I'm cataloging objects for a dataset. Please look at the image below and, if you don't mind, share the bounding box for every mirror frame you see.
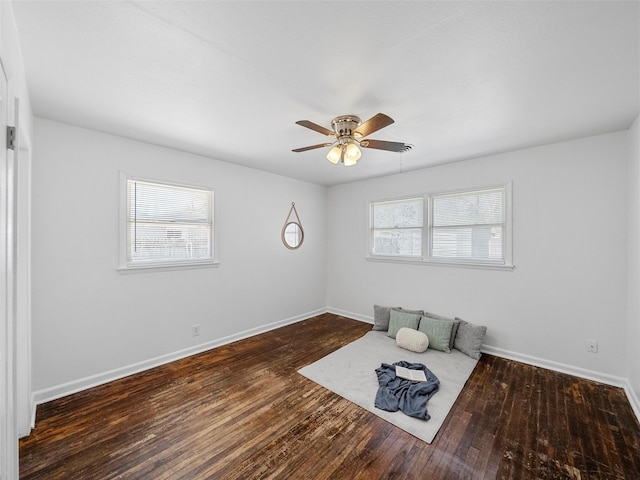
[282,221,304,250]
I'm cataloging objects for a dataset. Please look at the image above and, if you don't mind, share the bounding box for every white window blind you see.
[430,188,505,263]
[126,179,213,265]
[371,197,423,257]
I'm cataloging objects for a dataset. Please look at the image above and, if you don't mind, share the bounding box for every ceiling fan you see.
[292,113,412,166]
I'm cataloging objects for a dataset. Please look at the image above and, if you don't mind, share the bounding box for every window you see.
[371,197,423,257]
[429,187,506,264]
[122,178,214,269]
[369,184,512,269]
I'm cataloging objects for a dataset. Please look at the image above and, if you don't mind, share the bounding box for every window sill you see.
[366,256,514,271]
[117,260,220,274]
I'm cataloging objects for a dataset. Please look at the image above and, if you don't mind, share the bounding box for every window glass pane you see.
[432,226,503,260]
[371,197,423,257]
[127,223,212,262]
[127,180,213,264]
[431,188,505,263]
[369,187,509,265]
[372,228,422,256]
[433,189,503,226]
[373,198,423,228]
[128,181,211,224]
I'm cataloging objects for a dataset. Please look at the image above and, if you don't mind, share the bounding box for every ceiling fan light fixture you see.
[343,155,358,167]
[326,145,342,164]
[344,142,361,166]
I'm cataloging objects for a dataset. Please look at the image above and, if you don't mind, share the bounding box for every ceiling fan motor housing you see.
[331,115,362,138]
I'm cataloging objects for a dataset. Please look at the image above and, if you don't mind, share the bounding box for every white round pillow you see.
[396,327,429,353]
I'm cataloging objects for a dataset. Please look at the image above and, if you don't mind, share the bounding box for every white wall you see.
[31,118,327,400]
[327,132,629,382]
[28,116,640,414]
[628,115,640,407]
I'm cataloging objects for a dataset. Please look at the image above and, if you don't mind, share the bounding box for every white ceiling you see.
[11,1,640,186]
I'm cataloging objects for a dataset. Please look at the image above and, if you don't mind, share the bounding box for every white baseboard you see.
[33,308,326,406]
[31,393,37,428]
[623,381,640,423]
[326,307,373,325]
[480,344,629,387]
[482,344,640,424]
[18,393,38,438]
[17,394,37,439]
[31,307,640,426]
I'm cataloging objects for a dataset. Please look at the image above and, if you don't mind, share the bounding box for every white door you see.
[0,58,18,480]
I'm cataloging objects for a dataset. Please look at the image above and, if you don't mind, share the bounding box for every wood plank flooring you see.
[19,313,640,479]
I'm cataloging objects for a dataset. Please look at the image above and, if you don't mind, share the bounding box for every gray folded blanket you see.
[374,361,440,420]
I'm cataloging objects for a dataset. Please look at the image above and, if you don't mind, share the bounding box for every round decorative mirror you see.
[282,221,304,249]
[282,202,304,250]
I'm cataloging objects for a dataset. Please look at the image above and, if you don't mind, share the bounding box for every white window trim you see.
[117,172,220,272]
[366,183,514,270]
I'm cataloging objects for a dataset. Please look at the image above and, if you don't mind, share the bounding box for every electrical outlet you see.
[586,339,598,353]
[192,324,200,337]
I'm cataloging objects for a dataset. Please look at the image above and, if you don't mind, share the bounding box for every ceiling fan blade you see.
[354,113,395,138]
[360,139,412,153]
[295,120,336,137]
[292,142,334,153]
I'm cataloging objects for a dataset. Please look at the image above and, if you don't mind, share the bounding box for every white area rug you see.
[298,330,478,443]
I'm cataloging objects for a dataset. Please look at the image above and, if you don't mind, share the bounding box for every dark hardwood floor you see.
[19,313,640,479]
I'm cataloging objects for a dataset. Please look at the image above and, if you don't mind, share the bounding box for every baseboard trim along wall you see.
[480,344,628,387]
[482,344,640,424]
[330,307,640,423]
[17,395,37,439]
[623,381,640,423]
[31,307,640,426]
[327,307,373,325]
[33,308,327,406]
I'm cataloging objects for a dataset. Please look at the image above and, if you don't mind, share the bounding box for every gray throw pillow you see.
[418,316,454,353]
[424,311,460,350]
[387,310,421,338]
[372,305,424,331]
[454,317,487,360]
[372,305,399,331]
